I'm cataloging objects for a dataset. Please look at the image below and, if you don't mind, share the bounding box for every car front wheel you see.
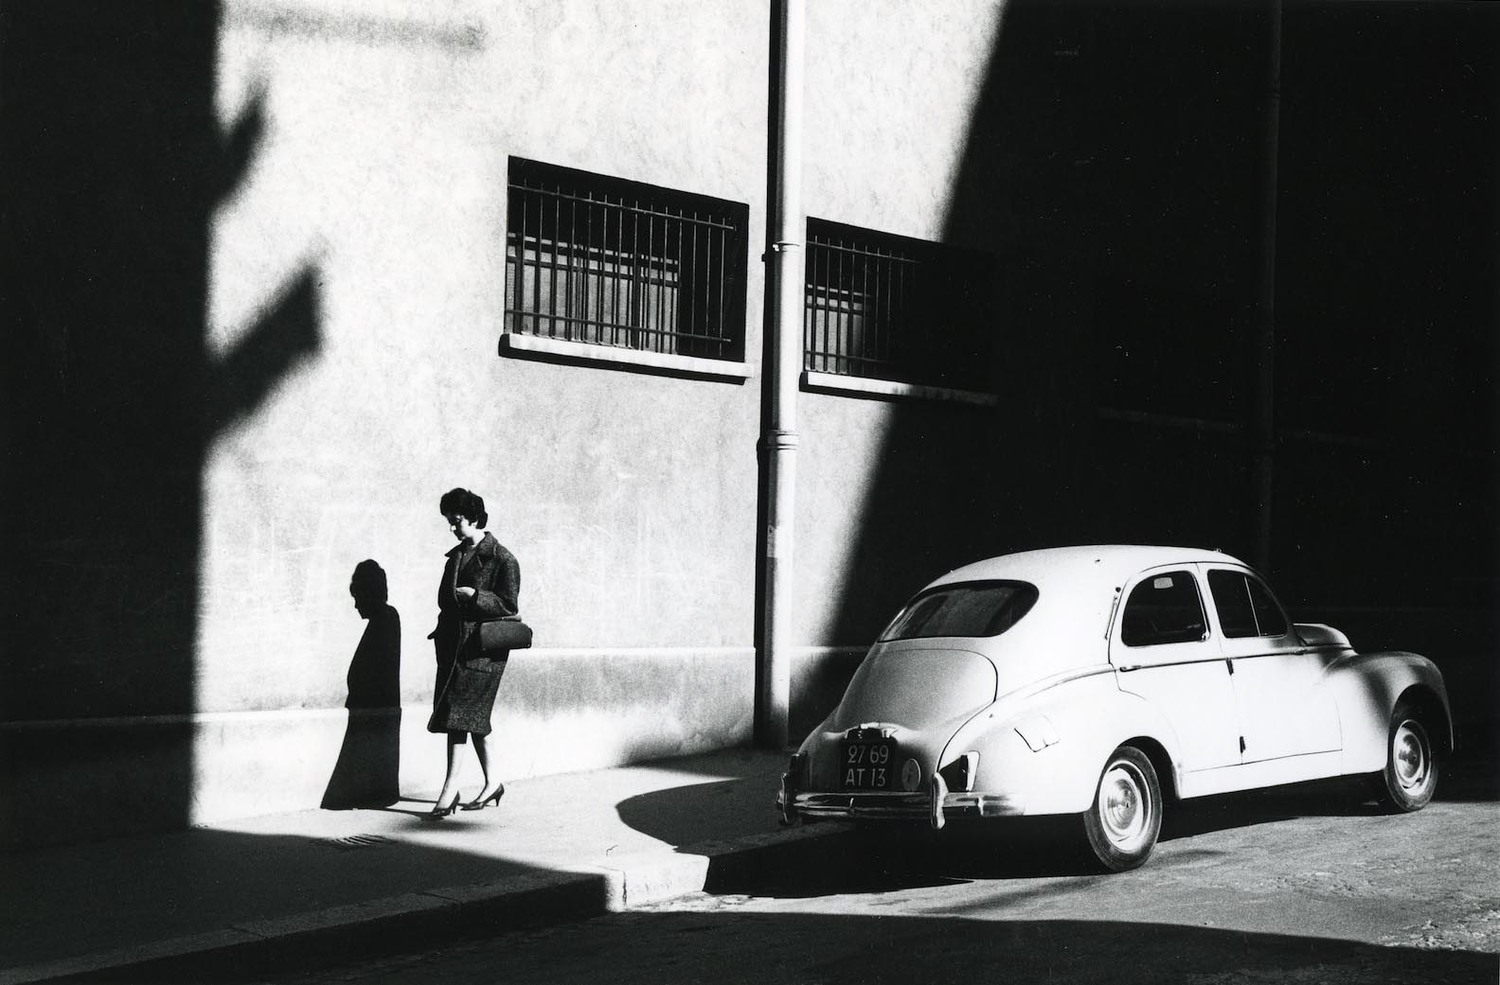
[1378,701,1439,812]
[1082,746,1162,872]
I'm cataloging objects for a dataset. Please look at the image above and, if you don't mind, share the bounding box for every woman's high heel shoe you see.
[423,797,463,820]
[462,784,505,811]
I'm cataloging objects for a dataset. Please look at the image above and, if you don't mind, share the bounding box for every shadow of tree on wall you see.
[0,3,322,848]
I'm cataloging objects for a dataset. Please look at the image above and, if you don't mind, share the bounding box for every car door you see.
[1205,566,1341,763]
[1109,566,1241,772]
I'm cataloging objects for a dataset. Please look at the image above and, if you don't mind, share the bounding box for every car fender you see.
[943,670,1185,816]
[1325,649,1453,773]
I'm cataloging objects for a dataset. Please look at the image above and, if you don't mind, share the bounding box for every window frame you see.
[500,158,751,381]
[801,218,997,406]
[1119,569,1210,648]
[1207,568,1290,640]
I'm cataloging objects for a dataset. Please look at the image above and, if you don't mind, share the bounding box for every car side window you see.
[1245,575,1288,636]
[1120,570,1207,646]
[1208,570,1256,637]
[1208,569,1289,638]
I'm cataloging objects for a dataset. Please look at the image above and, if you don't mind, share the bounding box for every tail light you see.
[938,751,980,792]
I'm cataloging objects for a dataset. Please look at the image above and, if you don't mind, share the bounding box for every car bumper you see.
[778,772,1023,829]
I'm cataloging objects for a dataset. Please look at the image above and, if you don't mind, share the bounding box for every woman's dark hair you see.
[439,487,487,528]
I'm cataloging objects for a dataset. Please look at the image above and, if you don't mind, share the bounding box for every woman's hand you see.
[455,586,477,600]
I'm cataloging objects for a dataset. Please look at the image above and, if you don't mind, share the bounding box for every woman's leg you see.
[471,732,505,802]
[433,733,466,810]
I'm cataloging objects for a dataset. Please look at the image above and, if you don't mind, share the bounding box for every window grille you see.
[804,219,994,391]
[505,159,748,362]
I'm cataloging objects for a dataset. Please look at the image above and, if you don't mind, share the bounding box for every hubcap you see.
[1099,762,1151,851]
[1393,721,1430,792]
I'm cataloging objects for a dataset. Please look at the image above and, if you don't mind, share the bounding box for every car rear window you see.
[878,581,1039,642]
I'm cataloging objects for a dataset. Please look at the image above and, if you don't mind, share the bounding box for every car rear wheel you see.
[1377,701,1438,812]
[1082,746,1162,872]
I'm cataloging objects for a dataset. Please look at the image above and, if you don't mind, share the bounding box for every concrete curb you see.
[0,824,848,985]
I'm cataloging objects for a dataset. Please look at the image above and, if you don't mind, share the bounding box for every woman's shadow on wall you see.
[322,560,402,810]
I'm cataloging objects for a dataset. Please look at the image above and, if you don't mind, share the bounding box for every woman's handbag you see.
[478,616,533,653]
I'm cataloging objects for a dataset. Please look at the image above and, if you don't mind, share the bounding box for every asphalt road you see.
[195,763,1500,984]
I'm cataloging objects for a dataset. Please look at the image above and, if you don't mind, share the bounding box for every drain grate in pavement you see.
[321,834,395,851]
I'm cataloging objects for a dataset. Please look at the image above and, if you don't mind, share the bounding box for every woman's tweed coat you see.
[427,531,520,737]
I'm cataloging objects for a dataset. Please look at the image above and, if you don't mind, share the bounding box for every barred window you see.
[804,219,995,391]
[504,159,748,362]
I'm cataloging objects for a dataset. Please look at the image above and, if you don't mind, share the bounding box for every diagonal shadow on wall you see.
[803,0,1499,761]
[801,0,1274,732]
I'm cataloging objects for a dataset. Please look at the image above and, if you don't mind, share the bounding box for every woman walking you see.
[425,487,520,818]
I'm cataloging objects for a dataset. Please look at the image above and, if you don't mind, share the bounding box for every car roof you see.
[928,545,1245,596]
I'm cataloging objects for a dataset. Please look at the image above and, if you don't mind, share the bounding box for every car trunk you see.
[829,642,998,730]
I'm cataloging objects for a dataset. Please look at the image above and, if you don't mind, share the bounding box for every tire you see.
[1082,746,1162,872]
[1377,701,1439,812]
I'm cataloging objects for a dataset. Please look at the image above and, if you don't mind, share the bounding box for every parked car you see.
[777,545,1451,871]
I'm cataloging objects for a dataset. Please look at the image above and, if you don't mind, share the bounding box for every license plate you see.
[840,739,895,790]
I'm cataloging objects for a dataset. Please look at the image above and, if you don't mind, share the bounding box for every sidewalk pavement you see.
[0,747,848,984]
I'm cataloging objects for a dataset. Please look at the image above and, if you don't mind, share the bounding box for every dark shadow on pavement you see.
[1,830,562,983]
[1160,776,1383,841]
[1163,755,1500,842]
[106,909,1500,985]
[11,798,1495,984]
[614,773,770,849]
[703,817,1101,899]
[705,824,973,898]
